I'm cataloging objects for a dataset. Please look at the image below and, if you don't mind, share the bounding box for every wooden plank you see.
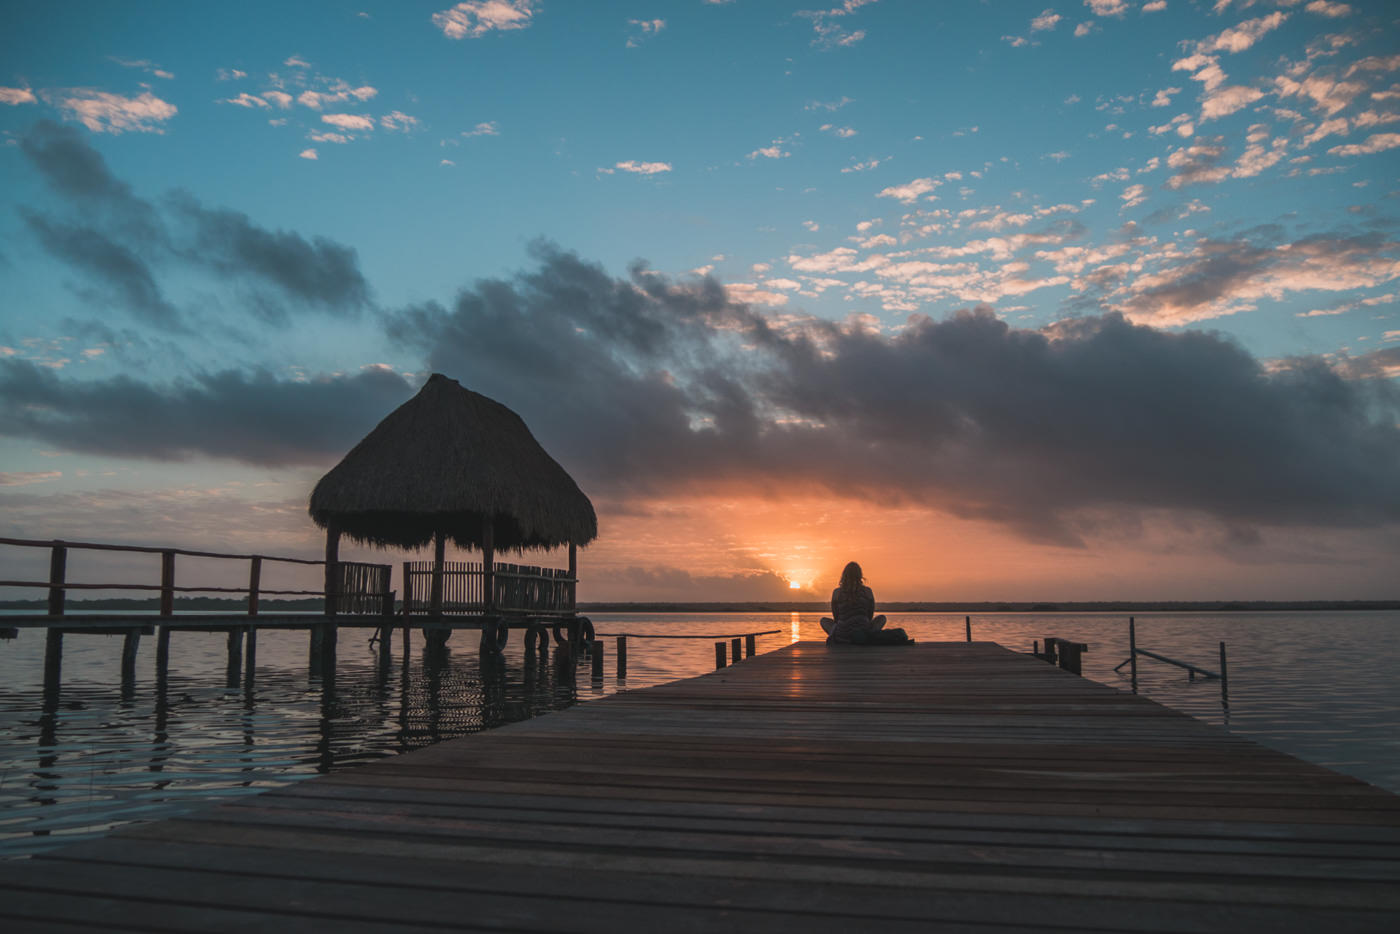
[7,641,1399,932]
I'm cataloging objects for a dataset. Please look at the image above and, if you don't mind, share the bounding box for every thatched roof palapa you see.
[308,374,597,552]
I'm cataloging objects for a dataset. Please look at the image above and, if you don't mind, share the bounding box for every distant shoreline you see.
[2,597,1397,613]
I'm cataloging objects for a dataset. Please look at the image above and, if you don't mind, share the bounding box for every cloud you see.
[1083,0,1126,16]
[1,86,37,105]
[1030,9,1061,32]
[1305,1,1352,17]
[299,148,318,160]
[1075,21,1096,37]
[1198,12,1287,54]
[462,121,499,136]
[1112,231,1400,326]
[321,113,374,131]
[819,124,857,137]
[1142,1,1167,11]
[433,1,534,39]
[1121,183,1148,209]
[806,96,854,111]
[110,57,174,80]
[611,160,672,175]
[380,111,419,131]
[16,122,370,326]
[1328,133,1400,156]
[876,177,939,204]
[0,471,61,487]
[1274,73,1366,115]
[263,91,293,109]
[747,141,790,159]
[284,55,311,68]
[626,18,665,47]
[224,92,269,109]
[796,0,877,50]
[46,89,177,134]
[8,244,1397,544]
[367,243,1400,543]
[297,84,377,110]
[1200,84,1264,120]
[0,360,413,466]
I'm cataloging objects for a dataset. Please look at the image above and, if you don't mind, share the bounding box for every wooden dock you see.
[5,642,1399,932]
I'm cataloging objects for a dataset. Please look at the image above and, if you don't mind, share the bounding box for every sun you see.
[788,579,802,590]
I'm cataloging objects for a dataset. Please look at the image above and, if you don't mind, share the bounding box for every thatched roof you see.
[309,374,597,551]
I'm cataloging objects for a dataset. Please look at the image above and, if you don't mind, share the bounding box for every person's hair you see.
[839,561,863,593]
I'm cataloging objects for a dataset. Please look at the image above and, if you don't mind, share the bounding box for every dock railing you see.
[0,536,392,617]
[402,560,575,616]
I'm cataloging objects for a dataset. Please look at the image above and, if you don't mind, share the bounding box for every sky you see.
[1,0,1398,602]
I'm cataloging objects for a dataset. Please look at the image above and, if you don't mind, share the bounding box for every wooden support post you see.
[745,634,756,658]
[430,532,445,616]
[121,630,141,679]
[44,629,63,688]
[226,628,244,687]
[47,542,67,616]
[324,525,341,618]
[1042,637,1056,665]
[568,541,577,612]
[715,641,727,669]
[1219,641,1229,706]
[482,519,495,613]
[731,638,741,665]
[310,626,324,678]
[1058,641,1083,676]
[616,635,627,679]
[402,561,414,619]
[1128,616,1137,685]
[156,627,171,674]
[159,550,175,617]
[247,556,262,616]
[965,615,972,642]
[245,627,257,680]
[591,640,604,679]
[402,622,410,655]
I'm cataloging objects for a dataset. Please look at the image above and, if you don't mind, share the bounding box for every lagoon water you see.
[1,610,1398,858]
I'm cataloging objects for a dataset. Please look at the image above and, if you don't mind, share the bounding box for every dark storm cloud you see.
[16,121,369,326]
[3,243,1397,545]
[0,359,412,465]
[385,243,1400,543]
[20,209,182,328]
[169,193,370,310]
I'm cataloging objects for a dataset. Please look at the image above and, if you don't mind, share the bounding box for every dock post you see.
[965,616,972,642]
[1128,617,1137,688]
[731,638,741,664]
[226,628,244,688]
[121,629,141,691]
[1059,642,1083,675]
[591,640,604,680]
[616,635,627,679]
[47,542,67,616]
[310,625,324,678]
[156,626,171,675]
[715,642,726,669]
[247,556,261,616]
[43,629,63,696]
[1219,642,1229,707]
[745,634,756,658]
[159,551,175,617]
[245,626,257,682]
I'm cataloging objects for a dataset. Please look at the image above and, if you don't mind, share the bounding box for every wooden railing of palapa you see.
[402,560,575,617]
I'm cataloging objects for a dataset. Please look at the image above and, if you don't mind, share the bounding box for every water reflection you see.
[0,630,585,857]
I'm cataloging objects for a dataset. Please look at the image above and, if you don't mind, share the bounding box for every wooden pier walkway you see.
[6,642,1400,932]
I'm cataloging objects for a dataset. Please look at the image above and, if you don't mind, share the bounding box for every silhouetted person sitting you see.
[823,561,913,645]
